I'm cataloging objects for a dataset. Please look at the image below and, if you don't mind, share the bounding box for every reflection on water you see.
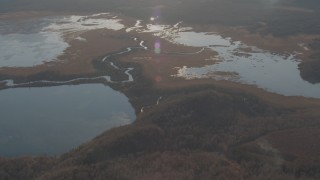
[0,13,125,68]
[0,18,53,34]
[43,13,125,34]
[0,84,135,157]
[0,31,68,67]
[171,32,320,99]
[0,17,68,67]
[126,20,320,98]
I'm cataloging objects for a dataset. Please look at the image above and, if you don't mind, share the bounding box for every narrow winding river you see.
[0,14,138,157]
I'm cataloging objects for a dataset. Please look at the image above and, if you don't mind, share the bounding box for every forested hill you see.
[1,86,320,179]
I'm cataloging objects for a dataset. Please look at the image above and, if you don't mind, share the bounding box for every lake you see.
[0,84,135,157]
[134,22,320,98]
[171,32,320,99]
[0,13,125,68]
[0,14,135,157]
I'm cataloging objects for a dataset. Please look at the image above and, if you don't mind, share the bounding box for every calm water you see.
[172,32,320,99]
[0,14,134,157]
[132,21,320,98]
[0,18,68,68]
[0,13,125,68]
[0,84,135,157]
[0,32,68,67]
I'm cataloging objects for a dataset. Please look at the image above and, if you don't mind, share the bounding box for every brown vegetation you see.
[1,84,320,179]
[0,157,56,180]
[1,1,320,179]
[2,0,320,37]
[299,39,320,83]
[0,28,137,77]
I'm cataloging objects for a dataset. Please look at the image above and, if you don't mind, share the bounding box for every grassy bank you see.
[1,82,320,179]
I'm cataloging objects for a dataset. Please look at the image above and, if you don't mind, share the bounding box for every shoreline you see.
[0,11,320,157]
[1,9,320,179]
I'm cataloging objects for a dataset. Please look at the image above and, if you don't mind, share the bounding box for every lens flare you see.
[155,42,161,49]
[154,41,161,54]
[155,75,163,83]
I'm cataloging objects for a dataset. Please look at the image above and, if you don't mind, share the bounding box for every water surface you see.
[0,31,68,67]
[172,32,320,99]
[0,84,135,157]
[130,20,320,98]
[0,13,125,68]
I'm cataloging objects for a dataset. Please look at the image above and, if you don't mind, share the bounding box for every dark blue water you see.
[0,84,135,157]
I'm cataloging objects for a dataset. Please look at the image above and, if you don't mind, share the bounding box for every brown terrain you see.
[0,28,137,76]
[0,0,320,179]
